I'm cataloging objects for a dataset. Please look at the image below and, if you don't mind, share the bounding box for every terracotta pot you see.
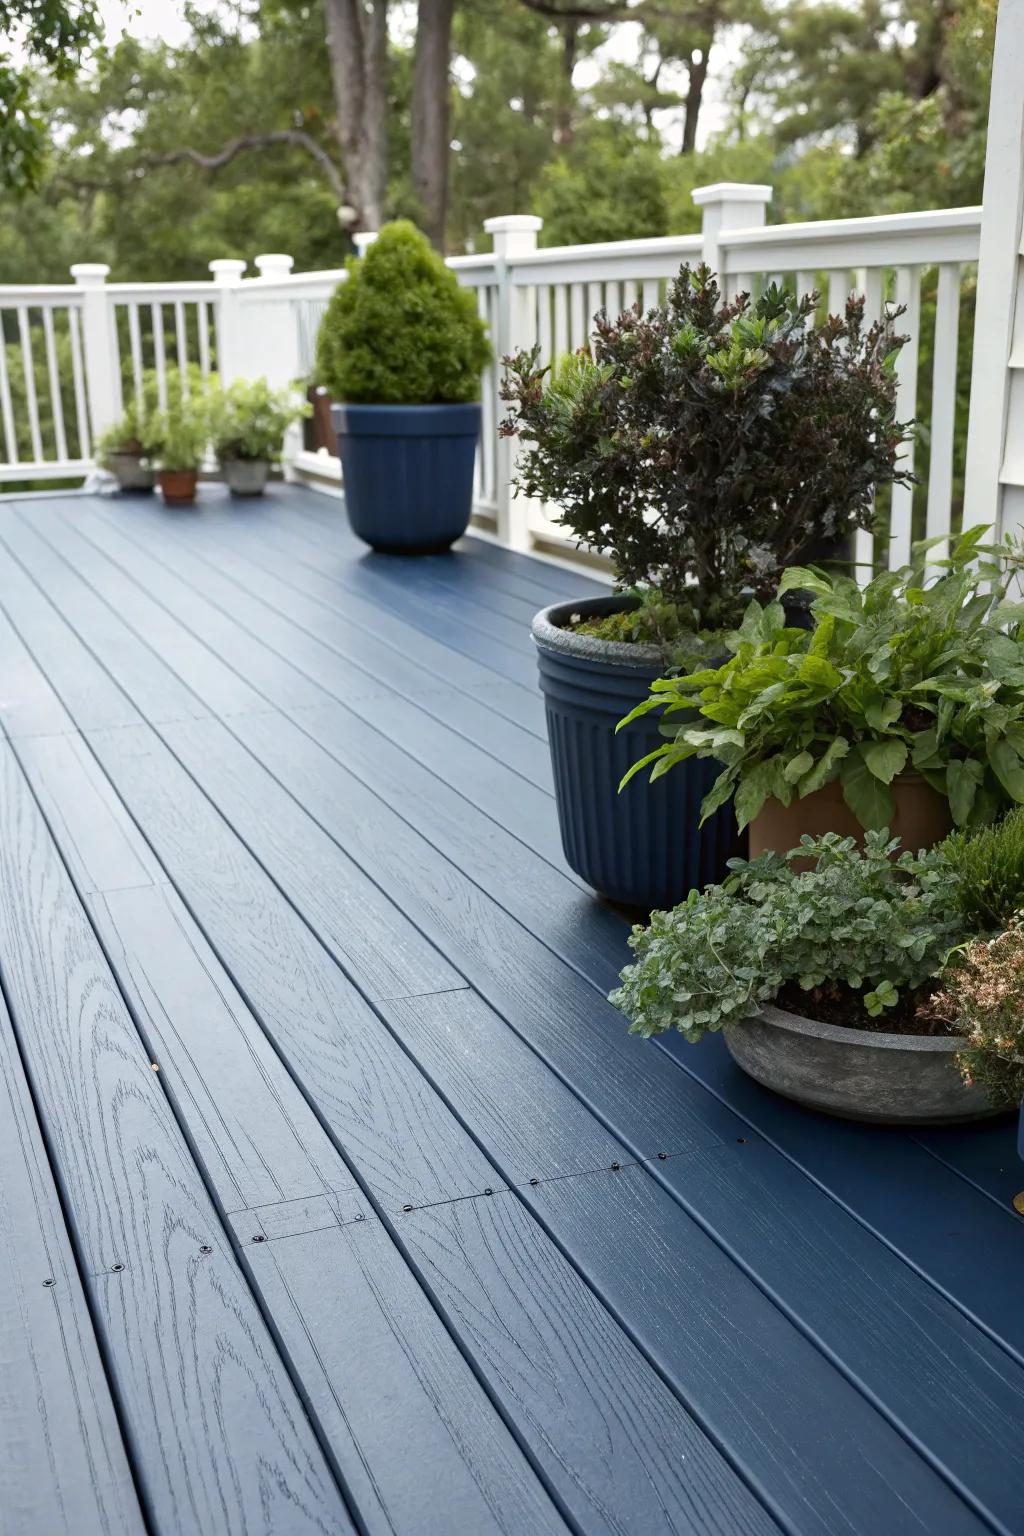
[158,469,199,506]
[750,772,952,859]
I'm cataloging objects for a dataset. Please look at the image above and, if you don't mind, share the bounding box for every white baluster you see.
[889,265,921,568]
[18,307,43,462]
[42,307,68,461]
[68,306,90,458]
[0,315,19,463]
[925,263,962,561]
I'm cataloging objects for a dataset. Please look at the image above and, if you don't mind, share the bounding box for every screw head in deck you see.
[402,1204,414,1213]
[111,1262,125,1273]
[199,1245,213,1255]
[42,1278,55,1288]
[252,1234,266,1243]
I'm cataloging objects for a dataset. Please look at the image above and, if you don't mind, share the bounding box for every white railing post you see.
[209,258,248,383]
[70,262,120,442]
[963,0,1024,543]
[352,231,378,257]
[250,254,302,391]
[484,214,542,551]
[692,182,773,282]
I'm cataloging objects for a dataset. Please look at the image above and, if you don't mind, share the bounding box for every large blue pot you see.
[533,595,745,911]
[330,402,480,553]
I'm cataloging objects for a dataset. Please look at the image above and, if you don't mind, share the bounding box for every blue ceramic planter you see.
[331,402,481,554]
[533,595,745,911]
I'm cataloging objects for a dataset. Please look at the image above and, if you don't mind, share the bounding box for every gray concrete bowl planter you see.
[723,1004,1002,1125]
[222,458,270,496]
[532,593,743,911]
[106,451,155,492]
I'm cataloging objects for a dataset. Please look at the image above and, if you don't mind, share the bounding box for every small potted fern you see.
[97,398,155,491]
[210,377,310,496]
[316,220,491,553]
[140,366,211,506]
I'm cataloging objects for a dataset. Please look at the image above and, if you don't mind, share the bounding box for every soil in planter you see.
[776,980,957,1038]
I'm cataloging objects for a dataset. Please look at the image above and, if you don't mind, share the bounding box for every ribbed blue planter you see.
[533,595,745,911]
[331,402,480,554]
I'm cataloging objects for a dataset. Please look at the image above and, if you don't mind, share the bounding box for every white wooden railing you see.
[1,178,1021,574]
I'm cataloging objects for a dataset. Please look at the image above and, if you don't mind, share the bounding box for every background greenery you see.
[0,0,997,281]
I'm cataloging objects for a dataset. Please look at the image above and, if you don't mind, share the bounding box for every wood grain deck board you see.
[0,985,146,1536]
[0,740,355,1536]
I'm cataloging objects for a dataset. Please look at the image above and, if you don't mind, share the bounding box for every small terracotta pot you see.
[158,469,199,506]
[750,772,952,859]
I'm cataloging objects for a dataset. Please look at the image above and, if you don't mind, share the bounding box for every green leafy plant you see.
[621,525,1024,832]
[316,220,491,405]
[209,377,310,464]
[139,365,212,472]
[96,397,152,459]
[609,831,965,1042]
[499,265,912,634]
[929,921,1024,1108]
[942,808,1024,932]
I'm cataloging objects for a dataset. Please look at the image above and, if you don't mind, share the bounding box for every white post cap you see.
[483,214,543,258]
[352,231,379,258]
[209,258,248,284]
[70,263,111,284]
[483,215,544,236]
[254,253,295,279]
[692,182,773,207]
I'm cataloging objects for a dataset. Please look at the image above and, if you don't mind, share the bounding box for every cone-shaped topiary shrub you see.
[316,220,491,406]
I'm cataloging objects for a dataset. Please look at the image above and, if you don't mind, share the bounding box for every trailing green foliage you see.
[931,921,1024,1108]
[942,808,1024,932]
[139,365,213,472]
[500,265,911,631]
[621,526,1024,832]
[209,377,310,464]
[316,221,491,406]
[609,831,965,1042]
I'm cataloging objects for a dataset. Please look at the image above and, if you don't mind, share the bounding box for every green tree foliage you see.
[0,0,101,191]
[0,0,997,280]
[315,219,491,403]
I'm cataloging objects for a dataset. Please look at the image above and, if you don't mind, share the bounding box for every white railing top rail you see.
[0,284,82,303]
[720,205,982,274]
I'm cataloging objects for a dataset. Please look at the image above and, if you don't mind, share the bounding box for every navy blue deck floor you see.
[0,484,1022,1536]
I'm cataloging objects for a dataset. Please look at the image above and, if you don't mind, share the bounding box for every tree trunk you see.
[411,0,456,251]
[323,0,389,231]
[680,49,708,155]
[555,21,579,145]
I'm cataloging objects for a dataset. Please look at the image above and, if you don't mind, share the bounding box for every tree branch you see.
[149,131,347,202]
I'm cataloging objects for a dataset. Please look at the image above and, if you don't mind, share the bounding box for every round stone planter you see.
[222,458,270,496]
[723,1004,1000,1125]
[157,469,199,506]
[532,594,743,911]
[106,451,155,492]
[330,401,480,553]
